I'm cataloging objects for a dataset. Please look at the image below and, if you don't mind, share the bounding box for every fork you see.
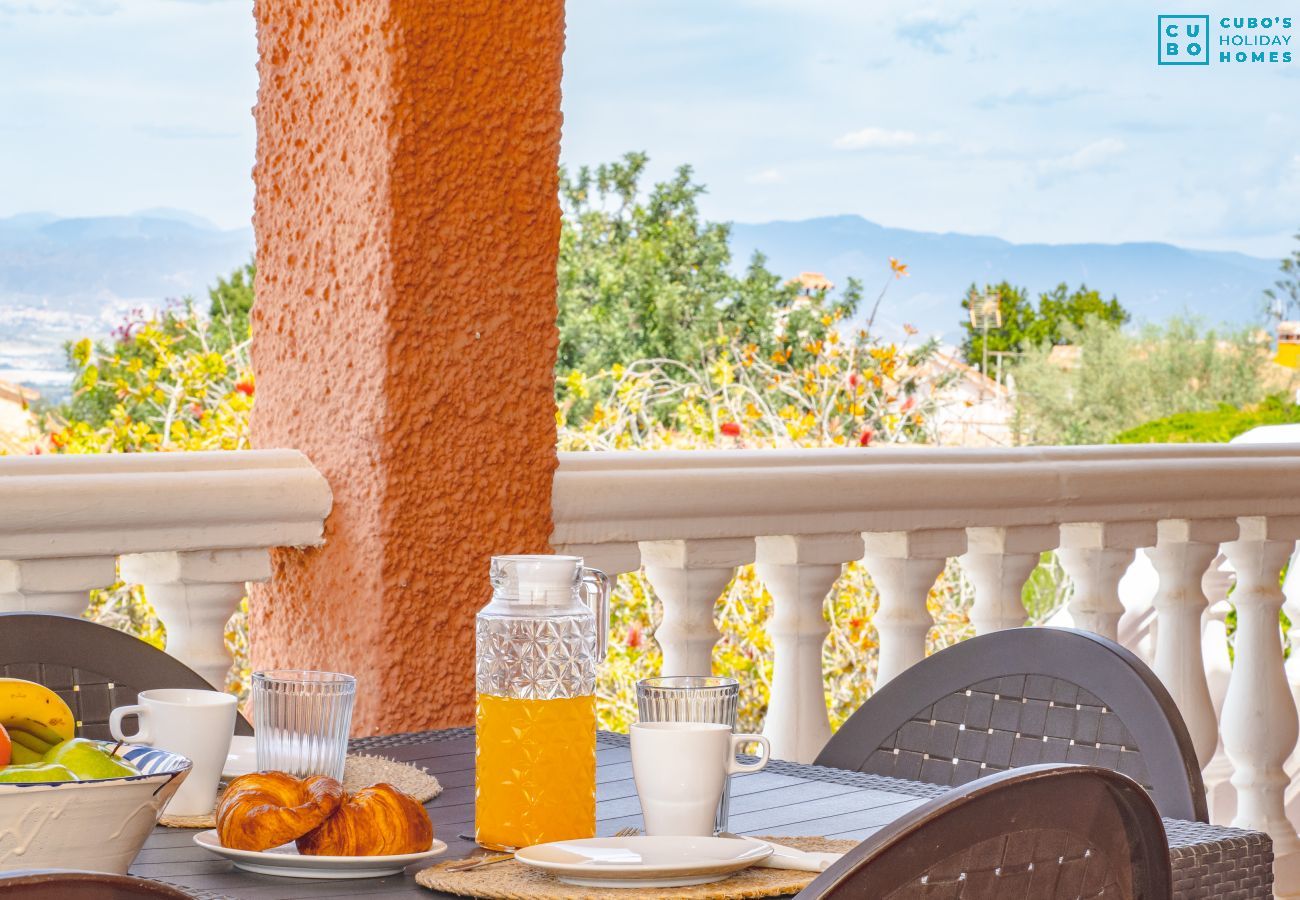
[445,827,642,872]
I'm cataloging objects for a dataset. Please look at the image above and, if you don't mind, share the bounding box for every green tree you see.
[1264,229,1300,320]
[557,153,857,379]
[208,261,255,344]
[1013,315,1273,445]
[1114,395,1300,444]
[959,282,1128,369]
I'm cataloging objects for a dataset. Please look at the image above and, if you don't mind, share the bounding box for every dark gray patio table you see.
[129,727,1273,899]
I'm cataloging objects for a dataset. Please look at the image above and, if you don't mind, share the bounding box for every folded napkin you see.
[722,833,844,872]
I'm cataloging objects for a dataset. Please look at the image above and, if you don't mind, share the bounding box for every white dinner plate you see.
[193,830,448,878]
[222,735,257,779]
[514,836,772,888]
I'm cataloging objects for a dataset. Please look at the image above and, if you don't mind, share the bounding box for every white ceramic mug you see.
[109,688,237,816]
[631,722,771,836]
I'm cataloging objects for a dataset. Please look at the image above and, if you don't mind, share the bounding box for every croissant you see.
[216,771,345,852]
[295,782,433,856]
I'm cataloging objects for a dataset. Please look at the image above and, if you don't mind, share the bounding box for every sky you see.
[0,0,1297,257]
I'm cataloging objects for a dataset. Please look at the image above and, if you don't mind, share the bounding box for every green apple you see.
[0,762,77,783]
[43,738,138,780]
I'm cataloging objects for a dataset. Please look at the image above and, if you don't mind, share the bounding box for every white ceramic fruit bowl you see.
[0,742,191,875]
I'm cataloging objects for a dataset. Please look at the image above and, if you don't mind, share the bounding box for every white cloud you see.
[746,168,784,184]
[832,127,924,151]
[1039,138,1126,175]
[895,10,972,53]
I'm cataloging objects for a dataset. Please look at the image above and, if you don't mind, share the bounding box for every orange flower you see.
[720,422,742,438]
[889,257,909,278]
[234,378,254,396]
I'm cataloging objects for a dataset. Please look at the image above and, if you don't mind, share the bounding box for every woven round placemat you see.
[415,836,856,899]
[159,753,443,828]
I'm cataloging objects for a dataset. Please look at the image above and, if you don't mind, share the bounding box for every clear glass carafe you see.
[474,555,610,850]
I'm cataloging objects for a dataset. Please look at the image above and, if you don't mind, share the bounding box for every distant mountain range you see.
[0,210,253,395]
[0,209,1281,395]
[729,215,1278,340]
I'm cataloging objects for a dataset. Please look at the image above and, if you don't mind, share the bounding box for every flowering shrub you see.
[553,272,989,732]
[31,258,1060,730]
[35,293,255,694]
[43,302,253,453]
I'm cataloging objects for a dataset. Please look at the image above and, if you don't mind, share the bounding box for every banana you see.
[0,679,76,745]
[8,742,41,765]
[7,727,51,755]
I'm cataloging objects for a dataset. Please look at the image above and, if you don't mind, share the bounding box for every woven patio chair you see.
[795,763,1171,899]
[816,626,1206,821]
[0,612,252,740]
[0,870,194,899]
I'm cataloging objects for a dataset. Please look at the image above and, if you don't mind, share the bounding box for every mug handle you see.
[727,733,771,774]
[109,704,151,745]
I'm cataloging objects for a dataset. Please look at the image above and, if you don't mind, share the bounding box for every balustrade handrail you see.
[553,445,1300,546]
[0,449,332,559]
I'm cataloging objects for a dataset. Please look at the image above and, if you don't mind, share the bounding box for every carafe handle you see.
[580,567,612,663]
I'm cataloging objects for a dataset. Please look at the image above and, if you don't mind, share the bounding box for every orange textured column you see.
[249,0,563,733]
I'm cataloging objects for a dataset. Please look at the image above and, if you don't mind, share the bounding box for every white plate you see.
[221,735,257,779]
[514,836,772,888]
[193,830,448,878]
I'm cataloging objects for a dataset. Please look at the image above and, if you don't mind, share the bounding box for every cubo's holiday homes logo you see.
[1158,14,1294,65]
[1159,15,1210,64]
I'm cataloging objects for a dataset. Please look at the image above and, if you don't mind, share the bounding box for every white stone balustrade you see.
[755,534,863,762]
[1221,516,1300,858]
[0,450,331,686]
[962,525,1057,635]
[1147,519,1236,769]
[861,529,966,687]
[552,443,1300,875]
[640,538,754,676]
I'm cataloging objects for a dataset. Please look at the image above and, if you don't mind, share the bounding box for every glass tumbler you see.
[252,670,357,781]
[636,676,740,833]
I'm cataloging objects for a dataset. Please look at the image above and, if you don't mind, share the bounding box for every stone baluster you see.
[1146,519,1236,769]
[120,549,272,688]
[1200,553,1236,824]
[861,529,967,687]
[1220,516,1300,859]
[640,539,754,676]
[1058,521,1156,641]
[0,557,117,617]
[755,534,864,763]
[961,526,1059,635]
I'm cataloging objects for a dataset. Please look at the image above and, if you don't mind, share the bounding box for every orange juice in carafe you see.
[475,694,596,847]
[474,555,610,850]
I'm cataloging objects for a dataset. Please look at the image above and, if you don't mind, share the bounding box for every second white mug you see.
[109,688,237,816]
[630,721,770,836]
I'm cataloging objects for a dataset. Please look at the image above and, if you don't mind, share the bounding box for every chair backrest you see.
[795,764,1172,900]
[815,626,1206,821]
[0,612,252,739]
[0,870,194,899]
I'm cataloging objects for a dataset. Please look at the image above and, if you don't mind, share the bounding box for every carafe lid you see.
[490,554,583,606]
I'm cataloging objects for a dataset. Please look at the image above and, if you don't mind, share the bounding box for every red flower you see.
[848,373,860,387]
[234,379,255,396]
[901,396,915,412]
[849,617,864,630]
[720,422,742,438]
[189,403,204,418]
[626,626,643,650]
[858,428,874,447]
